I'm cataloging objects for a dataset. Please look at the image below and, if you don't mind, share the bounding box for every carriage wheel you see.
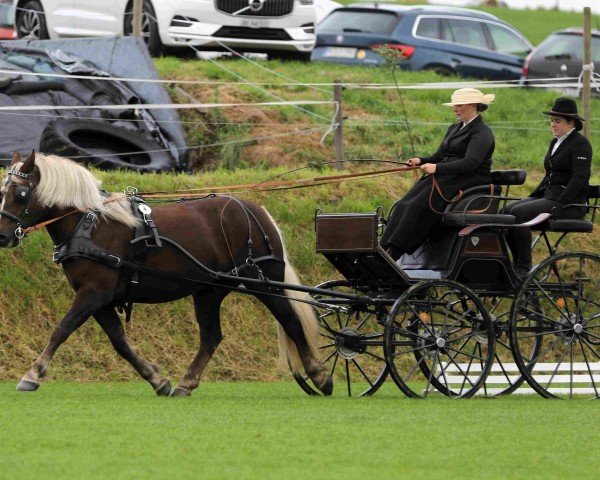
[384,280,495,398]
[475,296,542,396]
[511,252,600,399]
[293,280,389,397]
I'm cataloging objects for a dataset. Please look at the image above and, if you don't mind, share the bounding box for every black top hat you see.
[543,97,584,131]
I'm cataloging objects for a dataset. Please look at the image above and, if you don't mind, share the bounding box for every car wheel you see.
[124,0,163,57]
[40,119,176,172]
[16,0,49,40]
[427,65,454,76]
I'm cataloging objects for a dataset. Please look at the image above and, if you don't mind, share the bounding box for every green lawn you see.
[1,382,598,480]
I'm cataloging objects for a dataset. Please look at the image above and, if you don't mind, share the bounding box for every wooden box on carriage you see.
[315,212,379,253]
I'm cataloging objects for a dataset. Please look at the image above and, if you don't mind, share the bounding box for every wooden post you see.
[333,81,344,170]
[133,0,143,38]
[582,7,591,139]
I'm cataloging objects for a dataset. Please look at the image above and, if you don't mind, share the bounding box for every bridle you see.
[0,167,45,240]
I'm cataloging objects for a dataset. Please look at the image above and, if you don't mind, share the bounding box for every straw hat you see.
[442,88,495,107]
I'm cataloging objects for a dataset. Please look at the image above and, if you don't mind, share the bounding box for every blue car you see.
[312,3,532,80]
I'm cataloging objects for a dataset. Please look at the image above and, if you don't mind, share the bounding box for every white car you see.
[13,0,316,58]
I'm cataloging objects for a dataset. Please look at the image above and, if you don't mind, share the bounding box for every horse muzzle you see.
[0,232,19,248]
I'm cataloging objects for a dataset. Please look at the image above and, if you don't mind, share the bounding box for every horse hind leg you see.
[254,288,333,396]
[171,288,228,397]
[93,307,172,396]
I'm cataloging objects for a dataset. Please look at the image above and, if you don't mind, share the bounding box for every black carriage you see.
[294,170,600,399]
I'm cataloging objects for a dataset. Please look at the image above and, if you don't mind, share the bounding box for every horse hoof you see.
[16,380,40,392]
[170,386,192,398]
[155,380,172,397]
[318,376,333,396]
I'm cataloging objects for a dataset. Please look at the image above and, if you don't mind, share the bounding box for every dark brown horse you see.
[0,151,332,396]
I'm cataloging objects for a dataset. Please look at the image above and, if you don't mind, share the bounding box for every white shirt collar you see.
[551,128,575,155]
[554,127,575,142]
[461,114,479,129]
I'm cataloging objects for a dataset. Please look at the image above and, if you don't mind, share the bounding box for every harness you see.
[51,194,279,321]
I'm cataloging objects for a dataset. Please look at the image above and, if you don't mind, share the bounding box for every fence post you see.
[333,81,345,170]
[582,7,591,139]
[133,0,143,38]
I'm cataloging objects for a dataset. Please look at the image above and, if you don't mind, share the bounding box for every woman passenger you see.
[503,98,592,278]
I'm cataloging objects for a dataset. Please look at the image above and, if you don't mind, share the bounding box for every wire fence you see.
[1,1,598,165]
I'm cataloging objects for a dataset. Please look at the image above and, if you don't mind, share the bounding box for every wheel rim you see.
[511,253,600,399]
[385,280,495,398]
[126,8,154,45]
[19,10,41,39]
[293,281,389,397]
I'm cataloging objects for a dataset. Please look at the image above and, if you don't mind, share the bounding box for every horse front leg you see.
[17,288,110,392]
[93,307,171,396]
[171,288,228,397]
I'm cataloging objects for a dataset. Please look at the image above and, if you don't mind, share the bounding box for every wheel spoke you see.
[352,359,375,387]
[532,280,571,321]
[345,359,351,397]
[580,340,600,398]
[445,345,485,362]
[544,336,574,391]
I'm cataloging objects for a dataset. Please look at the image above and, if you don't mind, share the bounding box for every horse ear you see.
[20,150,35,173]
[11,151,21,165]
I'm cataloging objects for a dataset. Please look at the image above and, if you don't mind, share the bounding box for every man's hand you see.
[420,163,436,174]
[408,158,421,166]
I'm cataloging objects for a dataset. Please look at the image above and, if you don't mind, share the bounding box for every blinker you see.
[14,185,31,204]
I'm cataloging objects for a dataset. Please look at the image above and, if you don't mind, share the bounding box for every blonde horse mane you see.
[34,153,139,228]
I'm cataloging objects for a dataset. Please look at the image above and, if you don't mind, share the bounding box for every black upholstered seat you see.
[534,219,594,233]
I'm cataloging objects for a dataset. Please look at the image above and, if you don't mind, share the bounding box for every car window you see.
[318,11,400,34]
[447,18,488,49]
[415,17,440,40]
[535,34,600,63]
[487,23,530,56]
[0,1,13,28]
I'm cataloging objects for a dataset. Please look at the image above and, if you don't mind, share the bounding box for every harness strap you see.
[53,212,122,267]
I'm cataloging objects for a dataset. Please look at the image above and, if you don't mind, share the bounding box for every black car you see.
[522,28,600,89]
[312,3,532,80]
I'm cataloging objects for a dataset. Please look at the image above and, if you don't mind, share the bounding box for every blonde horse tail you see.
[262,209,320,374]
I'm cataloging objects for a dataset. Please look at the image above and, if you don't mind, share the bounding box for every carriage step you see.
[427,362,600,396]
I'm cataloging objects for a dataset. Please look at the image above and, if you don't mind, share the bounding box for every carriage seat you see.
[440,184,513,226]
[440,170,526,227]
[532,185,599,233]
[537,219,594,233]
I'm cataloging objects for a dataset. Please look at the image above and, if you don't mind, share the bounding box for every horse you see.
[0,151,333,397]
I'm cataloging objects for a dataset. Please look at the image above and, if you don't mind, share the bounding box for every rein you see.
[140,165,421,199]
[428,175,494,215]
[18,194,129,238]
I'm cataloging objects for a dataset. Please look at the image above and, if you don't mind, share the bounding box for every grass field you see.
[1,381,598,480]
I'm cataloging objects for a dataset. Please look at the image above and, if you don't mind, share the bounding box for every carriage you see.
[1,153,598,399]
[293,169,600,399]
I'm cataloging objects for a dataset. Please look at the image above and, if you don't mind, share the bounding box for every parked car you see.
[0,0,15,39]
[13,0,316,58]
[521,28,600,88]
[312,3,532,79]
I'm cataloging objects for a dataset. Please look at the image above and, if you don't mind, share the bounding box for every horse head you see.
[0,150,45,247]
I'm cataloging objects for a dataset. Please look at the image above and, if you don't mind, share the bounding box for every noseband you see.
[0,168,36,239]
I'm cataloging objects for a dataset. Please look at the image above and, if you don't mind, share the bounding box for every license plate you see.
[240,19,269,29]
[323,47,357,59]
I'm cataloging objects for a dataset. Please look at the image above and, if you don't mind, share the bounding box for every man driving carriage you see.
[381,88,496,261]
